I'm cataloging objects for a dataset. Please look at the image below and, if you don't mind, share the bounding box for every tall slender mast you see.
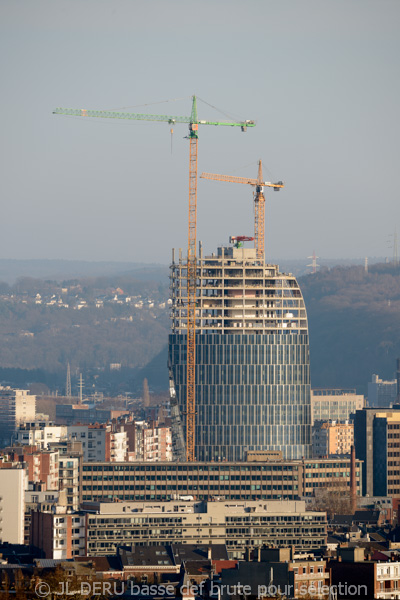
[254,160,266,261]
[66,362,71,398]
[186,97,198,462]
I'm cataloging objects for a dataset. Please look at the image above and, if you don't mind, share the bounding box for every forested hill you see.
[0,263,398,396]
[299,263,400,393]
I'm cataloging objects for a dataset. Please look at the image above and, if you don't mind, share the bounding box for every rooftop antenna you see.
[307,251,319,274]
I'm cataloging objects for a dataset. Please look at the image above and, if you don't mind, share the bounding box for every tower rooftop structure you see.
[168,243,312,461]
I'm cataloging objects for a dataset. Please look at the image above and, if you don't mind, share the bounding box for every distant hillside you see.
[0,259,169,285]
[0,261,397,396]
[300,263,400,394]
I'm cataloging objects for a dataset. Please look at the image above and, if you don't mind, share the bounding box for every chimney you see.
[350,445,357,514]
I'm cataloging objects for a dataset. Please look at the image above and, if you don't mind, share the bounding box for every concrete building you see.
[81,457,362,503]
[81,499,327,558]
[312,420,354,457]
[355,406,400,497]
[0,387,36,446]
[368,374,398,408]
[169,243,312,461]
[0,465,26,544]
[127,420,172,461]
[311,389,365,424]
[31,507,86,559]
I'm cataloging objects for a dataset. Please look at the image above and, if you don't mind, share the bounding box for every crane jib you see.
[52,108,255,128]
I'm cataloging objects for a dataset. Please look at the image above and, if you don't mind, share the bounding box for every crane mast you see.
[186,100,198,463]
[200,160,283,261]
[53,97,255,461]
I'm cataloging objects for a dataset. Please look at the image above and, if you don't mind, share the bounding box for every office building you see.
[81,457,361,503]
[311,389,364,424]
[355,407,400,497]
[81,499,327,558]
[55,403,129,425]
[169,243,312,461]
[368,374,398,408]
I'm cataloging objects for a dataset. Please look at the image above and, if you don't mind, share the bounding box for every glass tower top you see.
[168,245,312,461]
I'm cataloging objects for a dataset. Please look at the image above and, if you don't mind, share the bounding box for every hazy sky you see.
[1,0,399,264]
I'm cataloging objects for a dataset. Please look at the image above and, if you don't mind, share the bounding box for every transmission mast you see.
[393,228,399,267]
[54,97,255,461]
[307,251,319,274]
[66,362,71,398]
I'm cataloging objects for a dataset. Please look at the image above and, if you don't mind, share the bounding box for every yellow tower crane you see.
[53,96,255,461]
[200,160,283,261]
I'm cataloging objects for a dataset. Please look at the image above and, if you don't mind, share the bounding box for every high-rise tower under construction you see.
[168,242,312,461]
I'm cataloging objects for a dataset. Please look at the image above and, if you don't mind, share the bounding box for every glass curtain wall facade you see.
[169,244,312,461]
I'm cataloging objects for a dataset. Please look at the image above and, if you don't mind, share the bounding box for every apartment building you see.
[0,465,26,544]
[330,547,400,599]
[0,387,36,446]
[31,507,86,559]
[49,440,83,511]
[128,420,172,461]
[312,421,354,457]
[24,485,64,545]
[16,422,66,448]
[219,547,330,600]
[81,499,327,558]
[4,446,59,490]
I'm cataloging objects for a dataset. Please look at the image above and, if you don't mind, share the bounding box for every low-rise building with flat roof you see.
[81,499,327,559]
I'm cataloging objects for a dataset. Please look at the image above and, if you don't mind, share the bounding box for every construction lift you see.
[53,96,255,461]
[201,160,283,261]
